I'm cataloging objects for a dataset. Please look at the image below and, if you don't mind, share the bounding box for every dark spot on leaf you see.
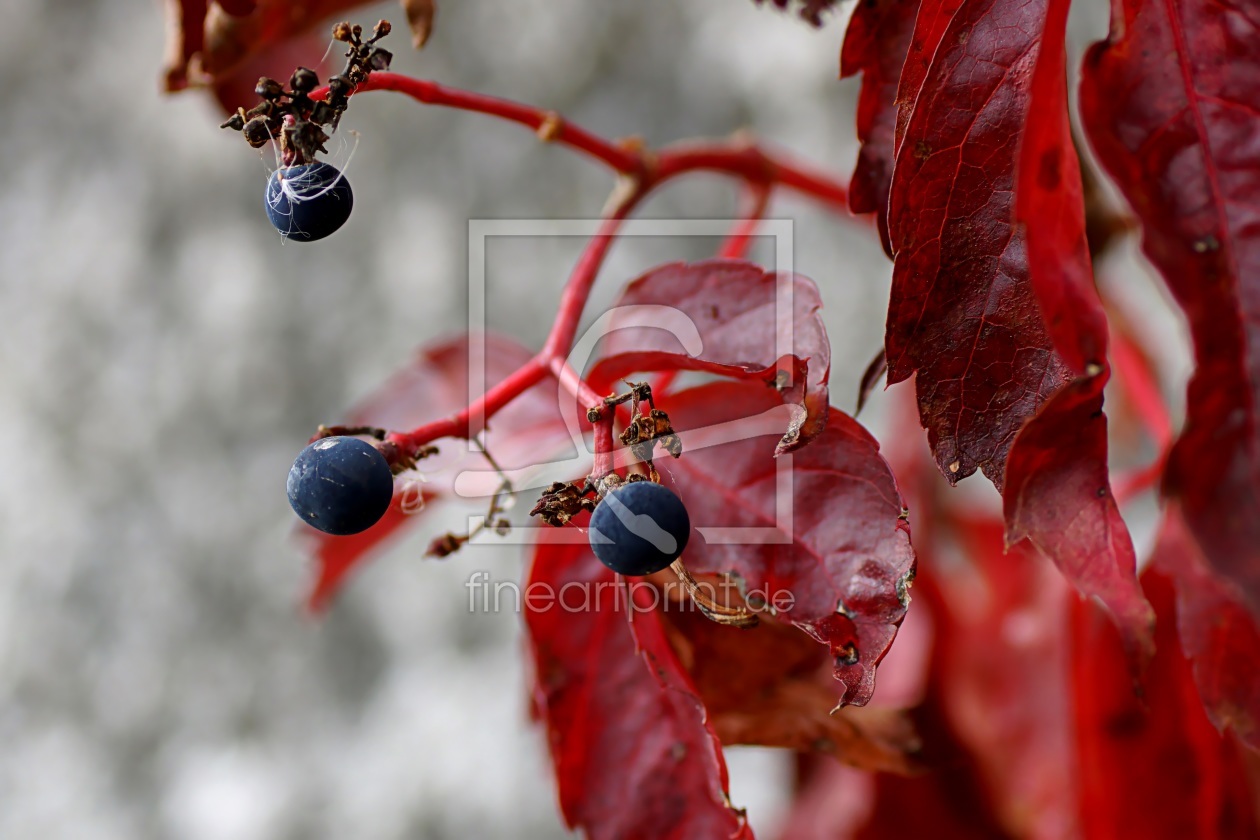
[1104,708,1145,739]
[1038,149,1061,190]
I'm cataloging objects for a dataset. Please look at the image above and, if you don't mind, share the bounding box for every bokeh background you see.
[0,0,1183,837]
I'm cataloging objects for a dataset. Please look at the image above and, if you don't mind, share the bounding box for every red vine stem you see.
[717,181,773,260]
[388,192,640,457]
[343,72,852,472]
[342,73,850,210]
[351,73,643,175]
[1110,327,1173,505]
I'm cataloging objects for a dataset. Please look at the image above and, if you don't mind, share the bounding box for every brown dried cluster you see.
[219,20,393,164]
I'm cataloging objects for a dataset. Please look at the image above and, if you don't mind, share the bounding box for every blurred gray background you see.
[0,0,1180,837]
[0,0,887,837]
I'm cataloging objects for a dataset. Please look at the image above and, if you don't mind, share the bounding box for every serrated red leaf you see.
[1073,568,1260,839]
[653,381,915,706]
[1079,0,1260,620]
[591,260,830,455]
[887,0,1072,487]
[1154,509,1260,750]
[1004,0,1153,669]
[303,333,572,609]
[839,0,920,255]
[525,542,752,840]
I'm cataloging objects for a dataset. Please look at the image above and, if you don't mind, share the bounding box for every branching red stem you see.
[329,73,851,211]
[346,72,852,481]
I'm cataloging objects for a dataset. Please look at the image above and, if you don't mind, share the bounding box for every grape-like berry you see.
[589,481,690,576]
[287,436,393,535]
[265,162,354,241]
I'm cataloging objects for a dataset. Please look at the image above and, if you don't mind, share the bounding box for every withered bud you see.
[332,21,354,42]
[530,481,596,528]
[290,67,319,94]
[309,100,336,126]
[242,117,273,147]
[255,77,284,100]
[426,533,463,558]
[327,75,354,99]
[368,48,393,72]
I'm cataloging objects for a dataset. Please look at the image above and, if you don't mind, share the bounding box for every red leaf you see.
[1073,567,1260,839]
[164,0,208,92]
[164,0,437,101]
[662,609,921,773]
[752,0,841,27]
[886,0,1073,487]
[1003,378,1153,667]
[1004,0,1153,669]
[304,333,572,609]
[165,0,370,93]
[400,0,436,48]
[216,0,258,15]
[1154,509,1260,750]
[922,514,1080,837]
[1079,0,1260,619]
[591,260,830,455]
[839,0,920,255]
[891,0,965,154]
[304,488,437,611]
[655,381,915,706]
[524,542,753,840]
[1012,0,1106,375]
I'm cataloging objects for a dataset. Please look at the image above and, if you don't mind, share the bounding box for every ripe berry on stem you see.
[265,162,354,241]
[589,481,690,576]
[287,436,394,535]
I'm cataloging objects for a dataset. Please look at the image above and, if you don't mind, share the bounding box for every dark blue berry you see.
[589,481,690,576]
[287,436,394,535]
[265,162,353,242]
